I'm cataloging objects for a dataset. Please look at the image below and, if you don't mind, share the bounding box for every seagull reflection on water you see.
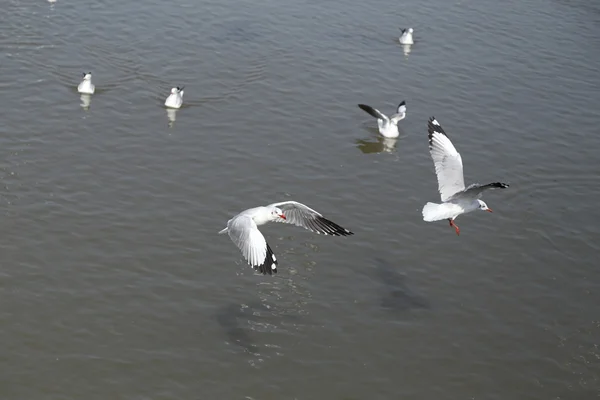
[79,94,91,110]
[166,108,177,127]
[356,136,398,154]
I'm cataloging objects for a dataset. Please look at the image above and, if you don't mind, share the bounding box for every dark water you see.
[1,0,599,398]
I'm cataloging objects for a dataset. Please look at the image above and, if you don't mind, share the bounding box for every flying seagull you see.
[219,201,353,274]
[422,117,509,235]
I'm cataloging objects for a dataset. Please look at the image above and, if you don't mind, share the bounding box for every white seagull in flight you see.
[358,101,407,138]
[422,117,509,235]
[219,201,354,274]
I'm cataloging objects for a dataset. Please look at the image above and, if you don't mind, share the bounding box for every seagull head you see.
[477,200,493,213]
[407,28,414,34]
[269,207,286,221]
[170,87,179,94]
[82,72,92,80]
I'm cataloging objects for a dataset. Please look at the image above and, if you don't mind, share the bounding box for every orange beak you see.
[486,208,493,213]
[279,214,286,220]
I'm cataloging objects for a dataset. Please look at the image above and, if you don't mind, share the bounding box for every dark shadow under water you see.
[370,257,431,313]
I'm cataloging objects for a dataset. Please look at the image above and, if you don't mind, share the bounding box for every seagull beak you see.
[486,208,493,213]
[279,214,286,220]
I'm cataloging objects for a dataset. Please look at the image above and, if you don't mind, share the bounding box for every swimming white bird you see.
[399,28,414,45]
[219,201,354,275]
[165,86,184,109]
[422,117,509,235]
[77,72,95,94]
[358,101,407,138]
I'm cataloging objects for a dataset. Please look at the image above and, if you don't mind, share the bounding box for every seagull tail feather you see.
[422,202,455,222]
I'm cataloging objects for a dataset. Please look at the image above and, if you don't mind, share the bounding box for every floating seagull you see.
[77,72,95,94]
[358,101,407,138]
[399,28,414,45]
[219,201,354,275]
[165,86,184,109]
[422,117,509,235]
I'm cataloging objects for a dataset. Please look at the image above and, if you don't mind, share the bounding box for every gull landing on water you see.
[165,86,184,109]
[422,117,509,235]
[358,101,406,138]
[218,201,354,275]
[77,72,95,94]
[399,28,414,45]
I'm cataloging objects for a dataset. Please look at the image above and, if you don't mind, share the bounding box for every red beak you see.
[279,214,286,220]
[486,208,493,213]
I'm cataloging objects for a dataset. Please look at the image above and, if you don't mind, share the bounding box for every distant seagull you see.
[219,201,354,275]
[165,86,184,109]
[48,0,57,3]
[358,101,407,138]
[399,28,414,45]
[422,117,509,235]
[77,72,95,94]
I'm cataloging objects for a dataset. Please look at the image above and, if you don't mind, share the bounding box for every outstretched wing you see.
[428,117,465,202]
[227,215,278,275]
[268,201,354,236]
[358,104,389,121]
[454,182,509,200]
[391,101,407,122]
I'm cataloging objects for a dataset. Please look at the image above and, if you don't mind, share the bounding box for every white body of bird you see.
[422,117,509,235]
[219,201,353,275]
[358,101,407,138]
[77,72,95,94]
[165,86,184,109]
[399,28,414,45]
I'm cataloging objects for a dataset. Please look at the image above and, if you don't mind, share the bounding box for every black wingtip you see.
[489,182,509,189]
[358,104,381,120]
[399,101,406,107]
[254,244,278,275]
[314,217,354,237]
[427,116,449,144]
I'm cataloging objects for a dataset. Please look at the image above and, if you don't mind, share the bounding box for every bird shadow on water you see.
[366,258,431,314]
[215,302,260,354]
[214,300,303,357]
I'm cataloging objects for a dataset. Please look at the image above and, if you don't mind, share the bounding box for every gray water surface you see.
[1,0,599,398]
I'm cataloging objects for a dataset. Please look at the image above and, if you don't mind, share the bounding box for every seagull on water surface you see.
[399,28,414,45]
[165,86,184,109]
[219,201,354,275]
[358,101,407,138]
[77,72,95,94]
[422,117,509,235]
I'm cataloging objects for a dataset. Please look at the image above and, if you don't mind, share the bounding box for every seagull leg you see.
[448,219,460,236]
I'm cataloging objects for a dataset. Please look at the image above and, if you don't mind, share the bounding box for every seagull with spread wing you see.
[219,201,354,274]
[358,101,407,138]
[422,117,509,235]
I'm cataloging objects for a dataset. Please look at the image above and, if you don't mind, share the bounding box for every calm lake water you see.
[1,0,599,398]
